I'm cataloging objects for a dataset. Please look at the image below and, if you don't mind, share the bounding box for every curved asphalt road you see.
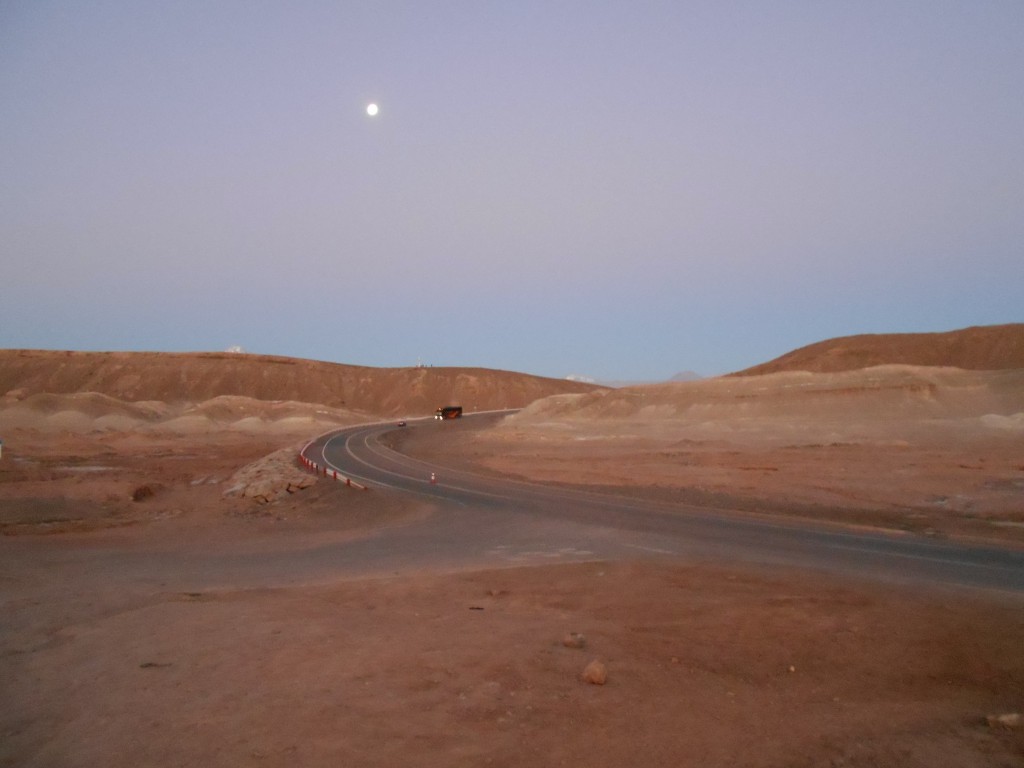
[304,412,1024,595]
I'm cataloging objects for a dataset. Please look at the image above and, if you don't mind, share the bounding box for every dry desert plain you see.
[2,346,1024,766]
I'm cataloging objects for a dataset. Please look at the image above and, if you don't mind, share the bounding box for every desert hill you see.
[509,365,1024,436]
[0,350,602,434]
[0,350,599,414]
[506,323,1024,434]
[732,324,1024,376]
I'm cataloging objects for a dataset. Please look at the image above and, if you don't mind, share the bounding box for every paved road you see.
[304,411,1024,595]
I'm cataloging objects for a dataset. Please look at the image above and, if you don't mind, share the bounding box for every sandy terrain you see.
[2,339,1024,766]
[5,547,1024,767]
[3,430,1023,766]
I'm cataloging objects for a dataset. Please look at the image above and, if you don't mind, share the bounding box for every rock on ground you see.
[223,444,317,504]
[582,659,607,685]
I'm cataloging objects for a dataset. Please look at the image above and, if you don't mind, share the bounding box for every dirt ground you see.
[2,424,1024,767]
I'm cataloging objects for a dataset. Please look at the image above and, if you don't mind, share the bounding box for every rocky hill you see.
[0,350,602,418]
[732,324,1024,376]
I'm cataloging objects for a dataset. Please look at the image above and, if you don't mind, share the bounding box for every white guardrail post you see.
[299,433,368,491]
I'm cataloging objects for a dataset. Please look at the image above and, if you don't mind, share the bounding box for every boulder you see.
[562,632,586,649]
[582,659,607,685]
[131,485,155,502]
[986,713,1021,729]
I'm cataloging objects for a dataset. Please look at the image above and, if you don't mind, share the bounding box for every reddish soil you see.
[3,423,1024,767]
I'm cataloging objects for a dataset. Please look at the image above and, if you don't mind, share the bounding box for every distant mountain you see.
[732,324,1024,376]
[668,371,703,382]
[566,372,704,388]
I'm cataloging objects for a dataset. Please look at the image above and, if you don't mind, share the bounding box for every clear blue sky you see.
[2,2,1021,380]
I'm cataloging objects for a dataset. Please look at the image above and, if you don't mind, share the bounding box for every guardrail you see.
[298,410,517,493]
[298,436,368,491]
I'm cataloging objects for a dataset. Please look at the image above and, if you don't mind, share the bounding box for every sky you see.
[1,1,1022,381]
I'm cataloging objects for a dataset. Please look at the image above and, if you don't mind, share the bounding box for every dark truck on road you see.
[434,406,463,420]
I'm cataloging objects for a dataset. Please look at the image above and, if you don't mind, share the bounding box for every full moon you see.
[366,103,379,116]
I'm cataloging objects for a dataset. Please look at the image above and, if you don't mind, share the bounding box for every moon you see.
[366,103,379,117]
